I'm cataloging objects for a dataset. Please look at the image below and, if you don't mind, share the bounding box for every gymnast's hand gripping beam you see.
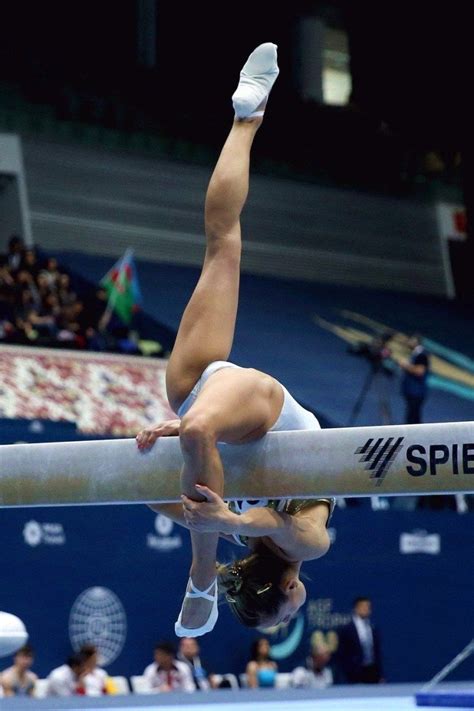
[0,422,473,508]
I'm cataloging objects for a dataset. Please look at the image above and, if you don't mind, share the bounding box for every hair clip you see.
[257,582,272,595]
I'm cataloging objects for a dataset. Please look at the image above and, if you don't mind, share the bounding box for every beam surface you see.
[0,422,473,507]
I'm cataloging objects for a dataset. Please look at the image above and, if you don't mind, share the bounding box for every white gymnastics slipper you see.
[232,42,279,119]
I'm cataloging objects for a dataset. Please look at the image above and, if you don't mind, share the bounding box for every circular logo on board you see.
[155,514,173,536]
[69,587,127,665]
[23,521,43,547]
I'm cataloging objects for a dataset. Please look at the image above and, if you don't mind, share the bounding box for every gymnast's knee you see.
[204,231,241,264]
[179,412,217,450]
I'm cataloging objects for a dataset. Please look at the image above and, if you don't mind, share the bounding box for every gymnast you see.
[136,43,334,638]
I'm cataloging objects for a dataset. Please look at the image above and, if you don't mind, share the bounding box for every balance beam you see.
[0,422,473,507]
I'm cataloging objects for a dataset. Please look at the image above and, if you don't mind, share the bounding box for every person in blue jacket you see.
[400,335,430,424]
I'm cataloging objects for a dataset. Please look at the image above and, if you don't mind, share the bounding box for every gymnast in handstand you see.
[136,43,333,637]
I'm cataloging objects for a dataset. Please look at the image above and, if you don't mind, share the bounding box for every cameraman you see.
[399,335,430,424]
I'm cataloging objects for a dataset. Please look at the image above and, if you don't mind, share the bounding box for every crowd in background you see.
[0,598,384,698]
[0,235,143,355]
[0,643,111,698]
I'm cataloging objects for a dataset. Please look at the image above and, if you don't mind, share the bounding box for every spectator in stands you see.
[14,269,41,308]
[0,244,145,353]
[399,334,430,424]
[245,638,278,688]
[42,257,61,289]
[143,641,195,693]
[1,235,24,273]
[177,637,214,690]
[47,652,89,696]
[0,644,38,697]
[291,641,333,689]
[336,597,384,684]
[36,271,54,302]
[80,644,111,696]
[0,312,15,341]
[21,248,40,278]
[0,263,15,300]
[57,273,77,307]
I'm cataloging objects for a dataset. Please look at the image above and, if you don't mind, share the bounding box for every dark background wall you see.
[0,2,470,186]
[2,1,472,295]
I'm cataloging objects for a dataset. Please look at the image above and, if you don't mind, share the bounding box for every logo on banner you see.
[267,614,305,660]
[355,438,405,485]
[23,520,66,547]
[356,439,474,483]
[147,514,182,552]
[400,530,441,555]
[69,587,127,665]
[306,598,351,630]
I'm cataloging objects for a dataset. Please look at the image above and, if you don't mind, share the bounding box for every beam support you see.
[0,422,473,508]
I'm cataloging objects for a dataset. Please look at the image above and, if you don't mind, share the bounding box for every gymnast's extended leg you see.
[165,46,279,634]
[169,115,264,635]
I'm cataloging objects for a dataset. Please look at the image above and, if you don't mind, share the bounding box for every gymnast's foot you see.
[232,42,279,120]
[174,574,218,637]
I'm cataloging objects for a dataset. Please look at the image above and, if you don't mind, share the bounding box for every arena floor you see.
[1,683,473,711]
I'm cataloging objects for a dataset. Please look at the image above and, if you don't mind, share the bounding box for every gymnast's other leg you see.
[166,44,279,635]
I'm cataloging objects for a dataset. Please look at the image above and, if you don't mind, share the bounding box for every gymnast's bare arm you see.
[136,422,330,559]
[136,419,181,449]
[136,421,234,540]
[182,486,331,562]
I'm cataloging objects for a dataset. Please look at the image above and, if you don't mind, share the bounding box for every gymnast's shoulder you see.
[261,501,331,562]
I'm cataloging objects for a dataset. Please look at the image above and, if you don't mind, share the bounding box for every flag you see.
[100,249,142,325]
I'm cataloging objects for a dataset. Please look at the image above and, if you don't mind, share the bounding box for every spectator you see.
[36,270,54,301]
[0,245,149,353]
[399,334,430,424]
[0,644,38,697]
[177,637,214,691]
[47,652,88,696]
[291,641,333,689]
[14,269,41,308]
[80,644,112,696]
[143,641,194,693]
[21,248,40,278]
[1,235,24,273]
[0,263,15,300]
[57,273,77,307]
[336,597,384,684]
[43,257,61,289]
[245,638,278,689]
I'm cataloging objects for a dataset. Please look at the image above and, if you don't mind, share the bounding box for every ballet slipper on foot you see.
[232,42,279,119]
[174,577,218,637]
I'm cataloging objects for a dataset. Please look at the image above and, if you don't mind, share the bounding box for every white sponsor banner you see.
[400,530,441,555]
[147,514,182,552]
[23,520,66,546]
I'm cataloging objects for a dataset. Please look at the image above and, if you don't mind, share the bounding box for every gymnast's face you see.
[263,576,307,628]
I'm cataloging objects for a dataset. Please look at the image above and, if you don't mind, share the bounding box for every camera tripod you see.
[348,363,393,426]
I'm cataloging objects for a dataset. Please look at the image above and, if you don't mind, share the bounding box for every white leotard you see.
[177,360,321,432]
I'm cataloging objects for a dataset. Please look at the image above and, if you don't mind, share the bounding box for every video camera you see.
[348,333,394,375]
